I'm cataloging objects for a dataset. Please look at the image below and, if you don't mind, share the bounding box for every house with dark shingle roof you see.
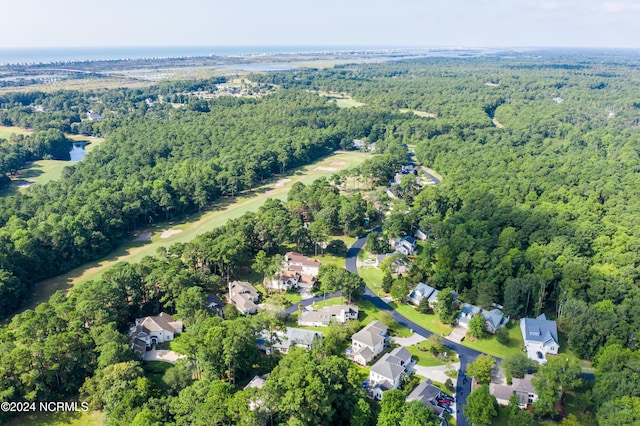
[406,378,445,417]
[457,303,508,334]
[520,314,559,363]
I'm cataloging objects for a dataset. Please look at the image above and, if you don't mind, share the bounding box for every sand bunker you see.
[274,178,291,188]
[16,180,35,188]
[132,232,153,242]
[160,229,182,239]
[330,161,347,166]
[313,166,338,172]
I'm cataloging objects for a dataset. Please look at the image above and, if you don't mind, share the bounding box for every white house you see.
[520,314,559,363]
[490,374,538,408]
[265,252,320,292]
[298,304,359,327]
[369,347,413,400]
[285,251,321,276]
[457,303,508,334]
[392,236,417,256]
[414,227,429,241]
[229,281,260,315]
[129,312,183,356]
[348,320,388,365]
[408,283,458,307]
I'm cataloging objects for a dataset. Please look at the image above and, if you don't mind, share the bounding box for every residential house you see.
[265,252,320,293]
[285,251,321,275]
[369,347,413,400]
[490,374,538,408]
[244,374,268,411]
[408,283,459,307]
[348,320,388,365]
[298,304,359,327]
[457,303,508,334]
[206,293,225,317]
[257,327,323,355]
[129,312,183,356]
[406,378,446,418]
[86,111,103,121]
[414,227,429,241]
[229,281,260,315]
[520,314,559,363]
[392,236,418,256]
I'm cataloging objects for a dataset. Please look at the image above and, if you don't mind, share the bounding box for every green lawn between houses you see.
[6,409,104,426]
[459,321,525,359]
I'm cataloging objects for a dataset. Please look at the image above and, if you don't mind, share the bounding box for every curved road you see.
[346,235,474,426]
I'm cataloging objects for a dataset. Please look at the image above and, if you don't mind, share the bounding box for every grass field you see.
[26,151,370,310]
[358,267,384,293]
[459,321,525,359]
[0,125,32,139]
[389,302,454,336]
[406,344,448,367]
[316,91,365,108]
[0,127,105,195]
[7,410,104,426]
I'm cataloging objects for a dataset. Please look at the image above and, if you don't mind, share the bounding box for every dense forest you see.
[1,50,640,424]
[0,88,397,318]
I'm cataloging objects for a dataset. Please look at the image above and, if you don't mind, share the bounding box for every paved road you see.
[347,234,475,426]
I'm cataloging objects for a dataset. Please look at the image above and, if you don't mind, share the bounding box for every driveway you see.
[391,332,427,347]
[412,363,460,384]
[144,348,186,364]
[447,326,467,343]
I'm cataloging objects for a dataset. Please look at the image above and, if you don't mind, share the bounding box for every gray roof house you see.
[348,320,388,365]
[457,303,508,334]
[490,374,538,408]
[406,378,445,417]
[369,347,414,400]
[408,283,458,307]
[298,304,359,327]
[520,314,559,363]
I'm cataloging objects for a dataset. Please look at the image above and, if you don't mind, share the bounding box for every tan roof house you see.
[229,281,259,315]
[129,312,183,356]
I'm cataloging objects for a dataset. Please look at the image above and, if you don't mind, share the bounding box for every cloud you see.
[602,1,640,12]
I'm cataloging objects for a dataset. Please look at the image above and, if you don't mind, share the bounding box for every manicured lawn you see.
[316,253,346,268]
[358,267,384,292]
[406,344,447,367]
[389,302,454,336]
[27,151,370,310]
[7,409,104,426]
[0,125,31,139]
[358,299,411,337]
[459,321,525,359]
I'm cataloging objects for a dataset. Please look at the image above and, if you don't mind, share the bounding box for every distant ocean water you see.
[0,45,403,65]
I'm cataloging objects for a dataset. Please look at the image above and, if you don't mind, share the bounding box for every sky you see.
[3,0,640,49]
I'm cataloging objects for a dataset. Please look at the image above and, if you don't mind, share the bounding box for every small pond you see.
[69,142,88,161]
